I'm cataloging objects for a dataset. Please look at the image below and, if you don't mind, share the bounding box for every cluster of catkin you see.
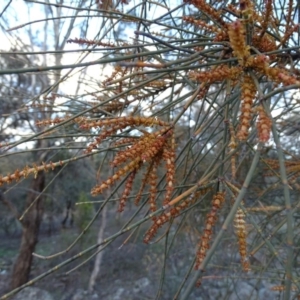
[78,116,176,212]
[264,159,300,176]
[1,117,176,218]
[78,116,170,153]
[264,159,300,190]
[228,19,250,65]
[143,189,209,243]
[183,0,226,28]
[184,0,300,143]
[144,198,192,243]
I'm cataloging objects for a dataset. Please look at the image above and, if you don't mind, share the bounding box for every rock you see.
[133,277,150,294]
[258,287,276,300]
[112,287,125,300]
[71,289,99,300]
[229,281,257,300]
[12,287,53,300]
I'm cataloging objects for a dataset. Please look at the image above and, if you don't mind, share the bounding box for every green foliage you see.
[74,192,94,232]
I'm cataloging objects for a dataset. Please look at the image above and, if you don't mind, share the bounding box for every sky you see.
[0,0,180,150]
[1,0,300,152]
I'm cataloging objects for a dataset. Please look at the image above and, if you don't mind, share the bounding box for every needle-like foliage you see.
[1,0,300,299]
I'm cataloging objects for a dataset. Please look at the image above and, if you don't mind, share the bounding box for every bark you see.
[10,172,45,289]
[61,200,72,228]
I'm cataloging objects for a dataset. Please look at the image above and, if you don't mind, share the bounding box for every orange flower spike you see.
[262,66,300,86]
[13,169,21,182]
[101,101,129,114]
[118,170,138,212]
[182,16,220,34]
[189,66,242,83]
[246,54,270,70]
[228,3,263,25]
[285,0,295,31]
[36,116,70,127]
[144,199,192,243]
[234,208,251,272]
[247,55,288,82]
[227,4,240,15]
[5,173,13,184]
[279,24,299,48]
[0,161,66,186]
[148,164,158,217]
[135,61,165,69]
[277,72,300,86]
[256,105,272,143]
[141,130,173,162]
[231,155,237,179]
[252,34,277,55]
[86,118,169,155]
[195,192,225,269]
[144,212,171,244]
[228,19,250,65]
[271,285,298,292]
[103,65,123,85]
[113,137,136,147]
[239,0,255,25]
[237,75,256,141]
[259,0,273,38]
[111,134,156,167]
[162,133,176,205]
[80,116,170,129]
[184,0,226,28]
[91,157,141,196]
[134,161,157,206]
[85,123,131,153]
[228,123,237,179]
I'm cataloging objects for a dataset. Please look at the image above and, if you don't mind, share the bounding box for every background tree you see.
[0,0,96,290]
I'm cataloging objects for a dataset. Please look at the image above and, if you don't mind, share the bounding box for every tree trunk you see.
[10,172,45,289]
[88,204,108,292]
